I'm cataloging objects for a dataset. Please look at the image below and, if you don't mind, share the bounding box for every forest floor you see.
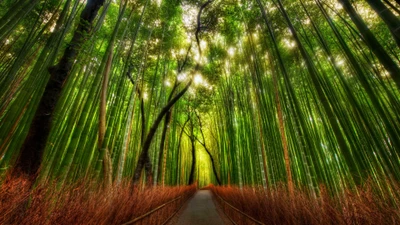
[169,190,232,225]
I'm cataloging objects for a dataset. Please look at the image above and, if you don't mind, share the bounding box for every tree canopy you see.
[0,0,399,198]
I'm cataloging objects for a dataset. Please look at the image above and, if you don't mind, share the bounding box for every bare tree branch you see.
[195,0,213,56]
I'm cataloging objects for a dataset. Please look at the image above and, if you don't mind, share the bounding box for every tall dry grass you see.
[0,176,196,225]
[210,183,400,225]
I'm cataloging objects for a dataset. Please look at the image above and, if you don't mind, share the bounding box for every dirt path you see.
[174,190,231,225]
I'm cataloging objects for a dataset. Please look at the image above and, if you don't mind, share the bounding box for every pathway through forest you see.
[173,190,231,225]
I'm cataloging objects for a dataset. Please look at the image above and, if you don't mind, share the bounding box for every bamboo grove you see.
[0,0,400,199]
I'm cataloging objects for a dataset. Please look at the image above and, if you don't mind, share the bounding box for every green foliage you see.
[0,0,399,200]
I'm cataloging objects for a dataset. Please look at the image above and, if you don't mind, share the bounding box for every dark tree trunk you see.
[201,144,220,185]
[195,0,213,56]
[14,0,105,177]
[188,138,196,185]
[194,111,221,185]
[140,92,146,145]
[366,0,400,48]
[188,123,196,185]
[133,80,193,184]
[157,109,172,184]
[176,116,190,185]
[382,0,400,15]
[339,0,400,89]
[156,82,180,184]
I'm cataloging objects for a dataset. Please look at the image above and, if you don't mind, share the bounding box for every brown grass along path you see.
[0,176,197,225]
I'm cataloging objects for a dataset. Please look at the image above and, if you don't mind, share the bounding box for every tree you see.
[338,0,400,89]
[193,110,220,185]
[132,79,193,185]
[14,0,106,177]
[366,0,400,48]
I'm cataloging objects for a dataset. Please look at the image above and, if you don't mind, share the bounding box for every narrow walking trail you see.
[175,190,229,225]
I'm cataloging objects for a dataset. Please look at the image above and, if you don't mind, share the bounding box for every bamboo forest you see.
[1,0,400,224]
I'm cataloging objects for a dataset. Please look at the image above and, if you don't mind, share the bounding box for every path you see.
[175,190,230,225]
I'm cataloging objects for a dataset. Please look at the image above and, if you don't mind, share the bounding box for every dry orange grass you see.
[0,176,196,225]
[209,183,400,225]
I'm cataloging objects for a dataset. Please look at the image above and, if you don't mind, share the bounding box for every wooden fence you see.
[213,192,265,225]
[122,193,191,225]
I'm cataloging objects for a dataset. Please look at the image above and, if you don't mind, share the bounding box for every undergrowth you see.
[0,176,196,225]
[210,183,400,225]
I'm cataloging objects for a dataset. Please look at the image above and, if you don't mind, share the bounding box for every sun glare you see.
[155,0,162,7]
[178,73,187,81]
[228,47,235,57]
[283,38,296,49]
[194,74,204,85]
[200,40,207,50]
[182,3,198,29]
